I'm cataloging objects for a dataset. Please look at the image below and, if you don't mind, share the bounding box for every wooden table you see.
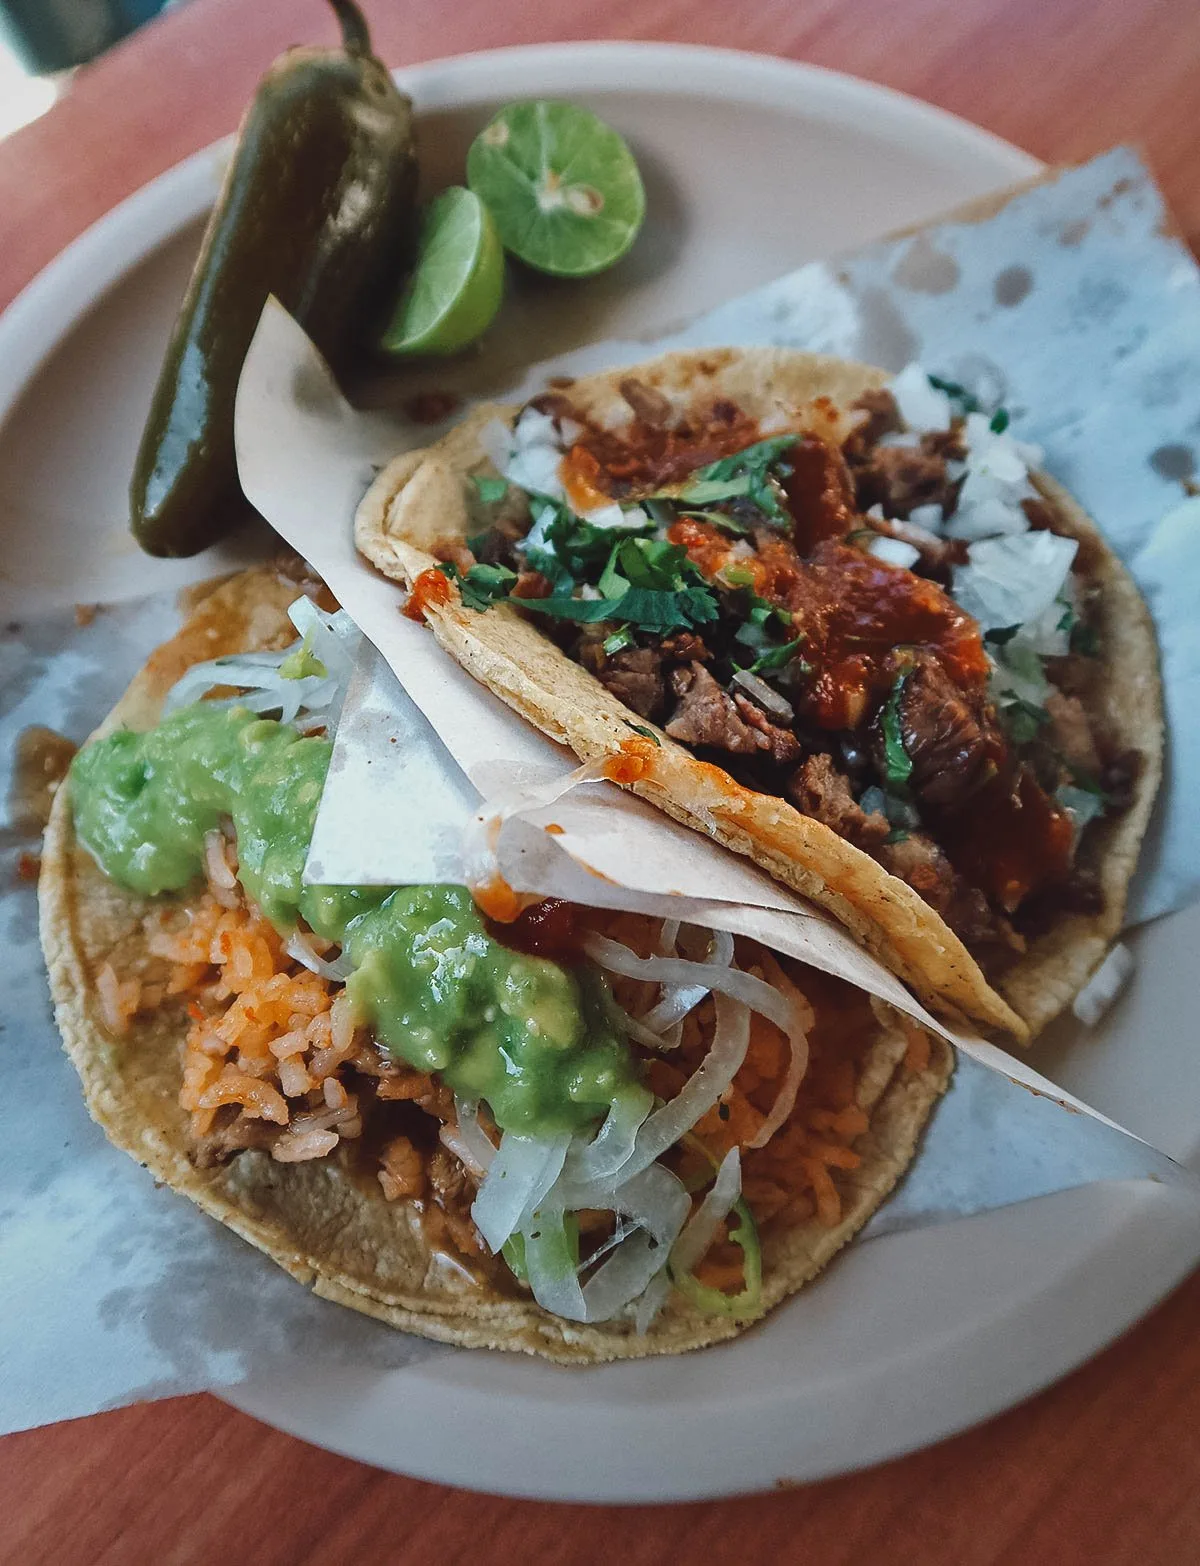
[3,1,1200,1559]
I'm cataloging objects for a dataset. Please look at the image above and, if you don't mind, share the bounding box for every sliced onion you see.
[561,992,751,1206]
[639,926,734,1035]
[731,669,794,722]
[745,955,813,1149]
[582,934,793,1034]
[453,1098,497,1174]
[670,1147,742,1275]
[563,1084,654,1184]
[524,1163,691,1323]
[576,1164,690,1321]
[470,1130,572,1253]
[633,1270,673,1334]
[285,929,352,982]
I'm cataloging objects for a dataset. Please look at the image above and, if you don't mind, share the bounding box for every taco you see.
[39,564,950,1362]
[355,350,1163,1040]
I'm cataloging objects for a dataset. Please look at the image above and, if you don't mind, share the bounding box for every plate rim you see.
[7,39,1193,1504]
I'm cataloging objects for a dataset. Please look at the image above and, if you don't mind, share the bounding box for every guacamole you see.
[70,704,638,1134]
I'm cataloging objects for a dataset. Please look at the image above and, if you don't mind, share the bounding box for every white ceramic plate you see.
[4,42,1199,1502]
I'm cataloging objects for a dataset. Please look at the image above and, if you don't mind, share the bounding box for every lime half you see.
[466,100,646,278]
[379,186,505,357]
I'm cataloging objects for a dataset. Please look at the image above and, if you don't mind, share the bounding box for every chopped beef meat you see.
[1044,690,1101,776]
[885,653,999,809]
[619,377,673,427]
[732,694,803,764]
[879,832,1021,949]
[665,663,769,755]
[783,435,857,550]
[191,1109,278,1168]
[511,570,553,600]
[850,437,957,519]
[846,388,901,452]
[787,753,890,850]
[578,632,666,719]
[658,631,711,665]
[428,1145,471,1208]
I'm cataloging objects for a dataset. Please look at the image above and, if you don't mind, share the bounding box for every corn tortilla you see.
[355,348,1163,1041]
[39,565,952,1363]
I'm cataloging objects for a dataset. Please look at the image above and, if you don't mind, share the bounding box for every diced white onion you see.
[1072,943,1134,1027]
[891,363,953,433]
[907,504,945,532]
[952,530,1078,632]
[867,536,921,570]
[471,1129,572,1253]
[670,1147,742,1276]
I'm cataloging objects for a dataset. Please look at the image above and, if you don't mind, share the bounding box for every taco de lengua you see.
[40,565,951,1362]
[355,348,1163,1040]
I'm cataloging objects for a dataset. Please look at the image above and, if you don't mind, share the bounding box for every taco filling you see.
[55,586,943,1339]
[415,366,1144,979]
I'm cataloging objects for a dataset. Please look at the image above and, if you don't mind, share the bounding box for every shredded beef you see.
[787,754,889,850]
[1044,690,1101,776]
[888,654,998,809]
[665,664,769,755]
[732,694,803,765]
[879,832,1020,949]
[577,633,666,719]
[851,438,957,519]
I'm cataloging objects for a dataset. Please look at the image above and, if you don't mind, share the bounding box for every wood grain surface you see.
[3,0,1200,1559]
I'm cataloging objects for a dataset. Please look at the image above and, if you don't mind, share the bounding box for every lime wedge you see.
[466,100,645,278]
[379,186,505,357]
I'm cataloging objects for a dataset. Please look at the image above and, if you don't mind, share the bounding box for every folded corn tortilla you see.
[355,348,1163,1041]
[39,566,952,1362]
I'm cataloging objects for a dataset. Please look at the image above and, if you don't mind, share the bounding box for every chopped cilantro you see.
[525,584,718,633]
[989,408,1010,434]
[1001,696,1048,745]
[681,509,749,535]
[984,624,1021,647]
[884,827,910,845]
[465,528,492,556]
[473,474,508,505]
[435,559,518,612]
[927,374,980,415]
[881,673,913,790]
[1056,602,1076,634]
[746,636,807,674]
[623,720,661,746]
[671,434,797,523]
[603,627,636,656]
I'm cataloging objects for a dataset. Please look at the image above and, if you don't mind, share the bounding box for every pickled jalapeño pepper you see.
[130,0,417,556]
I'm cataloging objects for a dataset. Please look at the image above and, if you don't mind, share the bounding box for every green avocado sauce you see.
[70,703,637,1136]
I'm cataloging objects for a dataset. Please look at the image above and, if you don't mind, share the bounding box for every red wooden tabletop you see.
[3,1,1200,1559]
